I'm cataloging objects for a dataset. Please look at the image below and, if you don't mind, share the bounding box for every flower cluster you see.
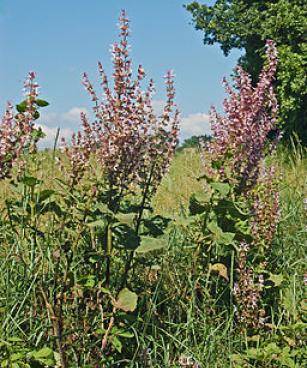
[251,164,280,249]
[65,10,179,192]
[234,242,264,328]
[0,72,39,179]
[206,40,279,191]
[199,41,281,328]
[63,112,94,185]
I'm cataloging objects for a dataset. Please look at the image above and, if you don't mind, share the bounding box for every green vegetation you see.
[0,146,306,367]
[1,9,306,368]
[186,0,307,144]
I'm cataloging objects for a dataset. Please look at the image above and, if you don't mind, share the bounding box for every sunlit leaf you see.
[114,288,138,312]
[135,236,167,254]
[209,263,229,281]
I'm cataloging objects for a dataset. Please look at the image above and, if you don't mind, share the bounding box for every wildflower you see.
[206,40,279,191]
[65,10,180,191]
[0,72,40,180]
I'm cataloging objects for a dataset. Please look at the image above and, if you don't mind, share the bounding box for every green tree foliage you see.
[178,134,211,152]
[185,0,307,144]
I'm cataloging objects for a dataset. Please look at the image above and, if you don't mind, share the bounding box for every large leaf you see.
[209,263,229,281]
[87,219,106,228]
[31,347,53,359]
[35,99,49,107]
[16,100,27,113]
[114,288,138,312]
[115,213,135,226]
[210,182,230,197]
[135,236,167,254]
[113,224,140,250]
[268,273,284,287]
[207,221,235,245]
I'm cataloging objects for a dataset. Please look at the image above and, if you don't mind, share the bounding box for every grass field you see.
[0,146,306,367]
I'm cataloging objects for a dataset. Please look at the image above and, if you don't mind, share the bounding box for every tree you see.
[185,0,307,144]
[177,135,211,152]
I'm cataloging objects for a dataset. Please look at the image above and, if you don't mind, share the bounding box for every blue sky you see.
[0,0,241,145]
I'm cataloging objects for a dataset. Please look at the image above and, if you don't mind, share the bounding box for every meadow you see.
[0,11,306,368]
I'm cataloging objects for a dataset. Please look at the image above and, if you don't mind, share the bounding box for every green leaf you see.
[33,110,40,120]
[87,219,106,227]
[115,213,135,226]
[35,99,49,107]
[100,287,111,295]
[111,336,122,353]
[38,189,55,202]
[135,236,167,254]
[268,273,284,287]
[189,194,207,215]
[193,190,212,203]
[209,263,229,281]
[31,347,53,359]
[207,221,235,245]
[113,224,140,250]
[111,327,134,338]
[78,275,96,288]
[7,337,23,343]
[16,100,27,113]
[21,176,42,187]
[114,288,138,312]
[11,353,25,361]
[210,182,230,197]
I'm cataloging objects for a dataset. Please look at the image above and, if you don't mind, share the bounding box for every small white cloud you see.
[180,112,211,141]
[37,124,74,148]
[36,106,89,148]
[39,107,89,127]
[62,107,89,122]
[152,100,165,116]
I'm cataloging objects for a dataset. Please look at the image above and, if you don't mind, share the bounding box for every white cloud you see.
[37,124,74,148]
[36,105,212,147]
[39,107,89,128]
[152,100,165,116]
[36,106,89,148]
[180,112,211,141]
[62,107,89,122]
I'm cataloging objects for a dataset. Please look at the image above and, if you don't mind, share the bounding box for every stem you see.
[121,163,155,288]
[40,287,67,368]
[105,223,112,287]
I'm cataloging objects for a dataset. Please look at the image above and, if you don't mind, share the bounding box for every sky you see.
[0,0,242,146]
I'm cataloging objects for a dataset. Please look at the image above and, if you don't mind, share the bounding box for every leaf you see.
[111,336,122,353]
[209,263,229,281]
[135,236,167,254]
[21,176,42,187]
[113,224,140,250]
[87,219,106,228]
[11,353,25,361]
[31,347,53,359]
[111,327,134,338]
[207,221,235,245]
[143,215,171,236]
[114,288,138,312]
[35,99,49,107]
[7,337,23,343]
[38,189,55,202]
[189,194,207,215]
[268,273,284,287]
[193,190,212,203]
[16,100,27,113]
[78,275,96,288]
[115,213,135,226]
[100,287,111,295]
[33,110,40,120]
[210,182,230,197]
